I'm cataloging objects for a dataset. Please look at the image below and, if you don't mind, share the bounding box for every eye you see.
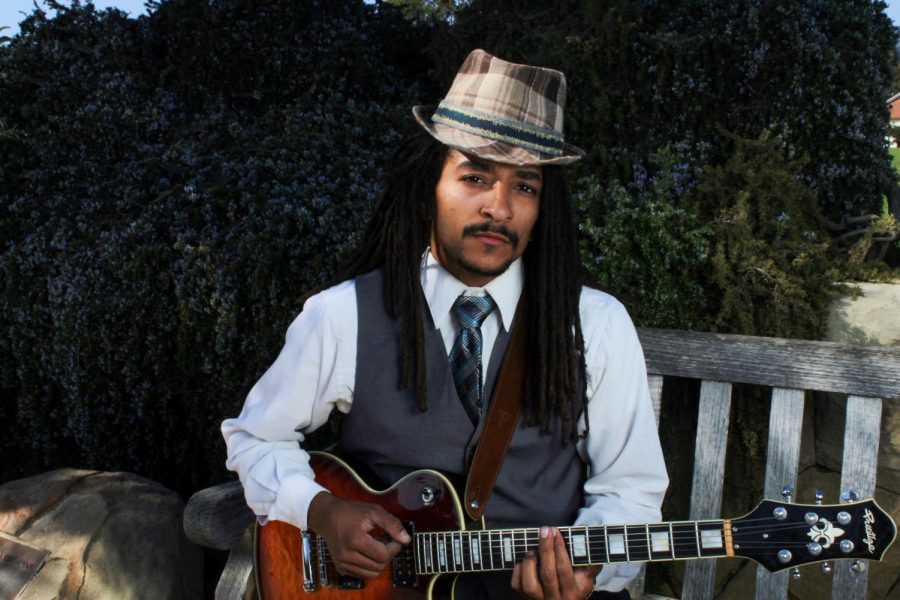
[517,183,539,195]
[462,174,487,185]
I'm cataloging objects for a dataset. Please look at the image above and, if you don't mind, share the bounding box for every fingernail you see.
[540,526,551,539]
[400,530,411,543]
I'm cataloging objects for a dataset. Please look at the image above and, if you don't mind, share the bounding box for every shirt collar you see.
[420,249,523,332]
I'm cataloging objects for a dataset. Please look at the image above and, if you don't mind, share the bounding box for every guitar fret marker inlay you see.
[471,536,481,564]
[609,534,625,555]
[651,531,670,553]
[700,528,723,549]
[503,535,513,563]
[572,534,587,558]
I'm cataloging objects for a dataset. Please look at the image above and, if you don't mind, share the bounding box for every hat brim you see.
[412,106,585,166]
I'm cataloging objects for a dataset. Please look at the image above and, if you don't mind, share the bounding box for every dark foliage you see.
[0,0,430,493]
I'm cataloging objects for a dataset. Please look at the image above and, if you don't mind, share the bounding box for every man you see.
[222,49,668,599]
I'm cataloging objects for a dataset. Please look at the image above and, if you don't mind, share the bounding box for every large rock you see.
[827,282,900,347]
[0,469,202,599]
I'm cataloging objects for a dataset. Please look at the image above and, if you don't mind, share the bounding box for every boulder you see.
[0,469,202,599]
[827,282,900,347]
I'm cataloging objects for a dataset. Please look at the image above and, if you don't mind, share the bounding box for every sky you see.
[3,0,900,38]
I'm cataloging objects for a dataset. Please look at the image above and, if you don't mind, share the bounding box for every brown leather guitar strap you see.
[464,298,527,521]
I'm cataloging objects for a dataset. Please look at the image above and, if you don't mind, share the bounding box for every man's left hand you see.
[511,526,601,600]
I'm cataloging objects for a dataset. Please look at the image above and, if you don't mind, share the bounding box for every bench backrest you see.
[631,327,900,600]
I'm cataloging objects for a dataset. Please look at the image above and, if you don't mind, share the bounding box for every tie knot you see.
[452,295,495,329]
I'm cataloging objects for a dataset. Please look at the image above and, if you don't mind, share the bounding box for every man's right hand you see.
[307,491,411,580]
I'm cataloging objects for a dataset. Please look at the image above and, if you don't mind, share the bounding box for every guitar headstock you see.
[731,499,897,572]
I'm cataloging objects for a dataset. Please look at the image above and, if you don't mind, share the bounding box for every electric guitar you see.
[254,452,897,599]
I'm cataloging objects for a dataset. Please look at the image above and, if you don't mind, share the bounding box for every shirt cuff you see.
[268,472,329,531]
[595,562,641,592]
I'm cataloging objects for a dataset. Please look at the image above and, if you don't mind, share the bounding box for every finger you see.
[353,533,397,564]
[369,508,411,544]
[574,568,600,597]
[552,529,577,591]
[538,527,560,596]
[518,553,543,598]
[510,560,523,593]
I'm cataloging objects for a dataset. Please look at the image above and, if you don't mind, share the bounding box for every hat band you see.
[432,102,564,157]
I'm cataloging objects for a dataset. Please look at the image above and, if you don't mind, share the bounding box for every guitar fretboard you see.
[414,520,732,574]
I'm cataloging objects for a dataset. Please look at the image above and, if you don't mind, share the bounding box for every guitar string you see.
[313,521,839,571]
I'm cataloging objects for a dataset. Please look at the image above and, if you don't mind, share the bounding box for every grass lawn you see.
[891,147,900,175]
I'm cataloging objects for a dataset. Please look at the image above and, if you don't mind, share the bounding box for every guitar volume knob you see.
[420,485,436,507]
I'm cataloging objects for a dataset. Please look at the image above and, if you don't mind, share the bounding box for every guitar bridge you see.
[393,521,418,588]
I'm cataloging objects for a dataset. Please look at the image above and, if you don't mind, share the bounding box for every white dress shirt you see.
[222,251,668,591]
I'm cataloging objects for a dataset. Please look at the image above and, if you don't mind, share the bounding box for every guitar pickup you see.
[393,521,417,588]
[338,576,363,590]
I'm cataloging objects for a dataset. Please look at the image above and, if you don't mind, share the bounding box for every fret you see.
[589,525,608,564]
[452,533,462,570]
[434,532,442,572]
[625,524,650,561]
[697,521,728,558]
[470,532,482,569]
[501,531,514,567]
[460,531,472,572]
[668,523,675,559]
[422,533,431,573]
[584,525,592,565]
[693,522,701,556]
[648,524,673,560]
[569,527,589,566]
[671,522,698,559]
[437,533,447,571]
[493,531,506,570]
[606,525,627,562]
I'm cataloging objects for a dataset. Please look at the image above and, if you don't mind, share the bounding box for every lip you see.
[473,231,510,246]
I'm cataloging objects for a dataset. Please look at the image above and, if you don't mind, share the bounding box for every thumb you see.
[371,509,411,544]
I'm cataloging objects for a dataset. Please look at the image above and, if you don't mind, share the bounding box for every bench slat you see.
[683,380,732,599]
[626,374,666,599]
[639,328,900,398]
[832,395,883,600]
[755,387,805,600]
[215,526,255,600]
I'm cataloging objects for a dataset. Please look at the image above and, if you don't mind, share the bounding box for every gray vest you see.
[341,269,585,530]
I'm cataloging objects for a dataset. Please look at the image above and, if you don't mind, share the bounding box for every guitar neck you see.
[414,519,731,575]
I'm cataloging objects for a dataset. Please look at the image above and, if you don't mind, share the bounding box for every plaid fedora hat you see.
[413,49,584,166]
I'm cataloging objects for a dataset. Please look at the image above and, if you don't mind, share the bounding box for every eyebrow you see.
[457,159,543,183]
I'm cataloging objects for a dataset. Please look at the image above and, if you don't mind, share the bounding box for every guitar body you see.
[255,452,464,599]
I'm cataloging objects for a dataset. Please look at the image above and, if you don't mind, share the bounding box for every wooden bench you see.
[184,328,900,599]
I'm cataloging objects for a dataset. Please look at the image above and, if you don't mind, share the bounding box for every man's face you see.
[430,149,542,287]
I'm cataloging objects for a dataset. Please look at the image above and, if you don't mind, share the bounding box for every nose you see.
[480,181,512,222]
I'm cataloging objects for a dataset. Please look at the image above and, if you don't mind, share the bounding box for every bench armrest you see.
[183,481,255,550]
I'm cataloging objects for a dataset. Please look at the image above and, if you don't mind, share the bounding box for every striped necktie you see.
[450,295,496,424]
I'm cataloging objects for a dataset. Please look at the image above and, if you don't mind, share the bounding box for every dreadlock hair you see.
[312,128,589,443]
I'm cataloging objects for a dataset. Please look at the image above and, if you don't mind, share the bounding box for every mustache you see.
[462,222,520,247]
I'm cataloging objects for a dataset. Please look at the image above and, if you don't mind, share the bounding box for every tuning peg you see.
[821,562,833,575]
[841,489,859,503]
[782,485,794,503]
[851,560,866,574]
[791,567,801,580]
